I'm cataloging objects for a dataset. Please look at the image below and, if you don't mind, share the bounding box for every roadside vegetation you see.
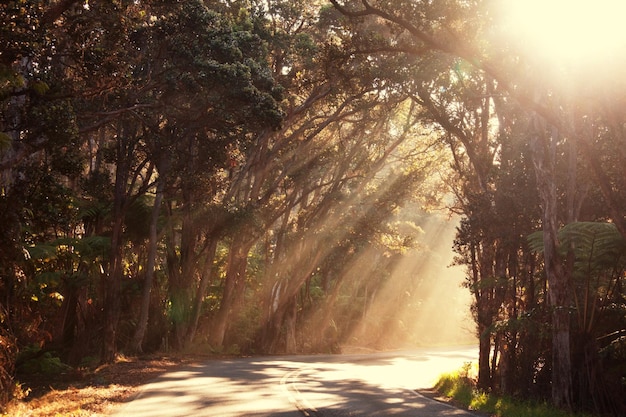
[433,365,593,417]
[2,354,198,417]
[2,1,626,416]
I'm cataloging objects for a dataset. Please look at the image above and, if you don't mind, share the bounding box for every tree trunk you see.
[530,120,572,409]
[468,234,495,391]
[477,319,493,390]
[165,193,201,350]
[209,235,252,348]
[284,295,298,354]
[185,238,218,346]
[59,282,78,359]
[128,175,165,353]
[102,131,130,363]
[258,278,286,354]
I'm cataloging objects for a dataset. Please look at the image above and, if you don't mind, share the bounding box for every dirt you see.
[3,354,203,416]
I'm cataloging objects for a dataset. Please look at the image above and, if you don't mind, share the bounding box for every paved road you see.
[113,346,478,417]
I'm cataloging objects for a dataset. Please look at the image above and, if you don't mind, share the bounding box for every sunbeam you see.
[345,214,475,350]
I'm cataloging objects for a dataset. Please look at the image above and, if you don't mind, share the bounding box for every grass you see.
[433,367,592,417]
[1,355,191,416]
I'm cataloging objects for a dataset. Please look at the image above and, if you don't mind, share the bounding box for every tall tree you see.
[329,1,626,411]
[128,0,283,350]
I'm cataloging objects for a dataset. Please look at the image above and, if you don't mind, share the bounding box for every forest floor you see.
[3,354,205,416]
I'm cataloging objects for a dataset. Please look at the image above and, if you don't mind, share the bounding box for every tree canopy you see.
[2,1,626,415]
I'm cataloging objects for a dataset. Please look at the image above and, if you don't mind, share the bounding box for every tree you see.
[122,0,283,352]
[4,2,625,413]
[329,0,626,411]
[530,222,626,413]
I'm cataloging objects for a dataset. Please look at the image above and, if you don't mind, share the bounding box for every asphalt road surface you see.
[113,346,478,417]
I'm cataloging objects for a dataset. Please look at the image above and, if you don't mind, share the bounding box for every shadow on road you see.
[114,347,478,416]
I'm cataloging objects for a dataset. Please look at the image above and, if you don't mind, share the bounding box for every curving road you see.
[112,346,478,417]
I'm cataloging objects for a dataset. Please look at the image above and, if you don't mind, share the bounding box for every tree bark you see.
[185,238,218,346]
[209,235,253,348]
[477,319,493,390]
[530,118,572,410]
[259,279,287,354]
[283,295,298,354]
[102,133,129,364]
[128,174,165,353]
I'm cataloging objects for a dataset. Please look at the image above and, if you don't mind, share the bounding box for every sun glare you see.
[346,215,475,348]
[497,1,626,81]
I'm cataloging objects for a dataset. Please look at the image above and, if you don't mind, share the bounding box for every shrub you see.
[16,344,71,375]
[434,368,594,417]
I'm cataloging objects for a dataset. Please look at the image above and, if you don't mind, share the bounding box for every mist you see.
[295,213,476,353]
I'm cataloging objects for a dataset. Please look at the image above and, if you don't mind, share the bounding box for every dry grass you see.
[3,355,195,417]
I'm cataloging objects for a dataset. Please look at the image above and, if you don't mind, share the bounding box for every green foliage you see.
[0,132,11,153]
[23,235,109,311]
[0,1,624,414]
[29,80,49,96]
[16,344,70,375]
[15,168,79,241]
[528,221,626,318]
[78,355,99,368]
[529,222,625,261]
[0,64,26,100]
[25,236,110,262]
[124,195,153,243]
[226,303,262,353]
[435,370,593,417]
[434,370,474,405]
[134,0,283,134]
[0,2,45,65]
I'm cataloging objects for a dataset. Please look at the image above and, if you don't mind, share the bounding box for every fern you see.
[25,236,111,261]
[24,244,59,261]
[527,230,545,253]
[528,222,625,263]
[528,222,626,331]
[558,222,624,257]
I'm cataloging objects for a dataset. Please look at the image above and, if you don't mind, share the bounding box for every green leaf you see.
[0,132,12,153]
[25,244,59,261]
[527,230,545,253]
[30,80,49,95]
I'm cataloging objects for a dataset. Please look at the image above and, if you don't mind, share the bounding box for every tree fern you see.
[25,235,110,261]
[528,221,625,267]
[529,222,626,333]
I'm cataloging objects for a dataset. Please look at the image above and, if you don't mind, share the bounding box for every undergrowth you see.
[434,365,593,417]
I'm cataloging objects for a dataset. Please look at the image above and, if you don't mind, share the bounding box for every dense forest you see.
[1,1,625,415]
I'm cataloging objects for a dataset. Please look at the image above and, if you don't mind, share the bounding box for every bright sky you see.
[496,0,626,84]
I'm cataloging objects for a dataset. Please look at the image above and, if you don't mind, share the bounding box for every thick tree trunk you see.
[102,256,122,363]
[477,319,493,390]
[209,236,252,348]
[66,286,89,366]
[185,238,218,346]
[468,234,497,391]
[128,175,165,353]
[258,283,301,354]
[258,278,286,354]
[165,196,201,350]
[530,120,572,409]
[59,284,78,358]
